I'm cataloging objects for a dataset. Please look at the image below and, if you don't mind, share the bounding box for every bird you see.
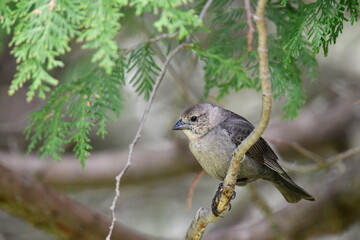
[172,103,315,208]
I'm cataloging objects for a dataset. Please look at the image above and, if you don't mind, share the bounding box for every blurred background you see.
[0,9,360,240]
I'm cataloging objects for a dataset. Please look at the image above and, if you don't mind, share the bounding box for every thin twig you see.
[186,170,205,211]
[199,0,213,20]
[327,145,360,165]
[121,33,178,56]
[283,145,360,174]
[148,36,198,105]
[221,0,271,215]
[185,0,271,238]
[268,138,325,165]
[244,0,255,51]
[106,1,213,238]
[106,42,193,240]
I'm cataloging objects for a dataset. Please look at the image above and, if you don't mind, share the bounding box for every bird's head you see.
[172,103,225,140]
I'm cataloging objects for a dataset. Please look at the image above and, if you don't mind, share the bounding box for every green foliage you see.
[280,0,360,57]
[1,0,358,164]
[8,0,82,101]
[197,0,357,118]
[2,0,199,102]
[127,44,161,100]
[0,0,15,33]
[77,0,127,74]
[196,3,258,100]
[154,8,202,39]
[266,1,319,118]
[25,57,126,167]
[132,0,201,39]
[194,46,258,99]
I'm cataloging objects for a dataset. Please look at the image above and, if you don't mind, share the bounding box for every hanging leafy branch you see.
[25,57,126,167]
[197,0,357,118]
[77,0,126,74]
[133,0,201,37]
[1,0,358,164]
[8,0,82,101]
[127,44,161,100]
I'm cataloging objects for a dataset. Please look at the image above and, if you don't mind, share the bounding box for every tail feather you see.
[270,174,315,203]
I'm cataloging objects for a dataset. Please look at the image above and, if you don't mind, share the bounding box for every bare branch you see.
[185,0,271,238]
[244,0,255,51]
[199,0,213,21]
[106,42,193,240]
[0,162,147,240]
[207,157,360,240]
[327,145,360,165]
[268,138,325,165]
[186,170,205,211]
[221,0,272,215]
[106,0,215,237]
[282,145,360,174]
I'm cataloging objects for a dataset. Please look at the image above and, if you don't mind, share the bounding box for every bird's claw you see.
[211,183,236,217]
[211,183,223,217]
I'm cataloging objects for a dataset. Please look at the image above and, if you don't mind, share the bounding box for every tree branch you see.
[0,162,147,240]
[206,157,360,240]
[185,0,271,238]
[106,43,193,240]
[199,0,213,20]
[186,170,205,211]
[281,145,360,174]
[267,138,325,165]
[244,0,255,51]
[0,142,197,186]
[106,1,214,238]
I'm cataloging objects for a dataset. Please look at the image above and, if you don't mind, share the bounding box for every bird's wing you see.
[220,117,285,174]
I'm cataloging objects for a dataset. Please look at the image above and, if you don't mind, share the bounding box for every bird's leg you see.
[211,182,236,217]
[211,183,223,217]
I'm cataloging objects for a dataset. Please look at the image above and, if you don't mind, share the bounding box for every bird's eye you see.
[190,116,198,122]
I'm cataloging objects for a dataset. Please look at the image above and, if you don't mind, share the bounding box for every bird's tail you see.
[270,174,315,203]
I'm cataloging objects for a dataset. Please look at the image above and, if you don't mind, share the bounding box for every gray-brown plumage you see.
[172,103,315,203]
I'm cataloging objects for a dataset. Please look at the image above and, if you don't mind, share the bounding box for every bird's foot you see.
[211,183,236,217]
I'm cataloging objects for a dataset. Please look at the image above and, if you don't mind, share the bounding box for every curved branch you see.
[206,157,360,240]
[244,0,255,51]
[0,162,147,240]
[106,0,215,238]
[106,42,193,240]
[225,0,271,189]
[185,0,271,238]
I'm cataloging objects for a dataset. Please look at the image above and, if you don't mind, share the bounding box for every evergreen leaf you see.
[25,61,125,165]
[127,44,160,100]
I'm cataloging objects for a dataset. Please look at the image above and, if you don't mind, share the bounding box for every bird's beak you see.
[172,119,191,130]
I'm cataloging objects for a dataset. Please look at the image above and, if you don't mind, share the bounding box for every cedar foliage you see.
[0,0,358,164]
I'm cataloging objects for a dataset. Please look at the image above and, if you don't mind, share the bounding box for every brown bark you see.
[0,162,149,240]
[0,142,197,186]
[206,157,360,240]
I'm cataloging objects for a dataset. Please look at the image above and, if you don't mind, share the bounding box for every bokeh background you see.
[0,11,360,240]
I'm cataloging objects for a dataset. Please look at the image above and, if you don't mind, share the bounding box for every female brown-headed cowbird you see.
[172,103,315,204]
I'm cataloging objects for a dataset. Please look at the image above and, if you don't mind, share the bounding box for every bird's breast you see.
[189,127,236,180]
